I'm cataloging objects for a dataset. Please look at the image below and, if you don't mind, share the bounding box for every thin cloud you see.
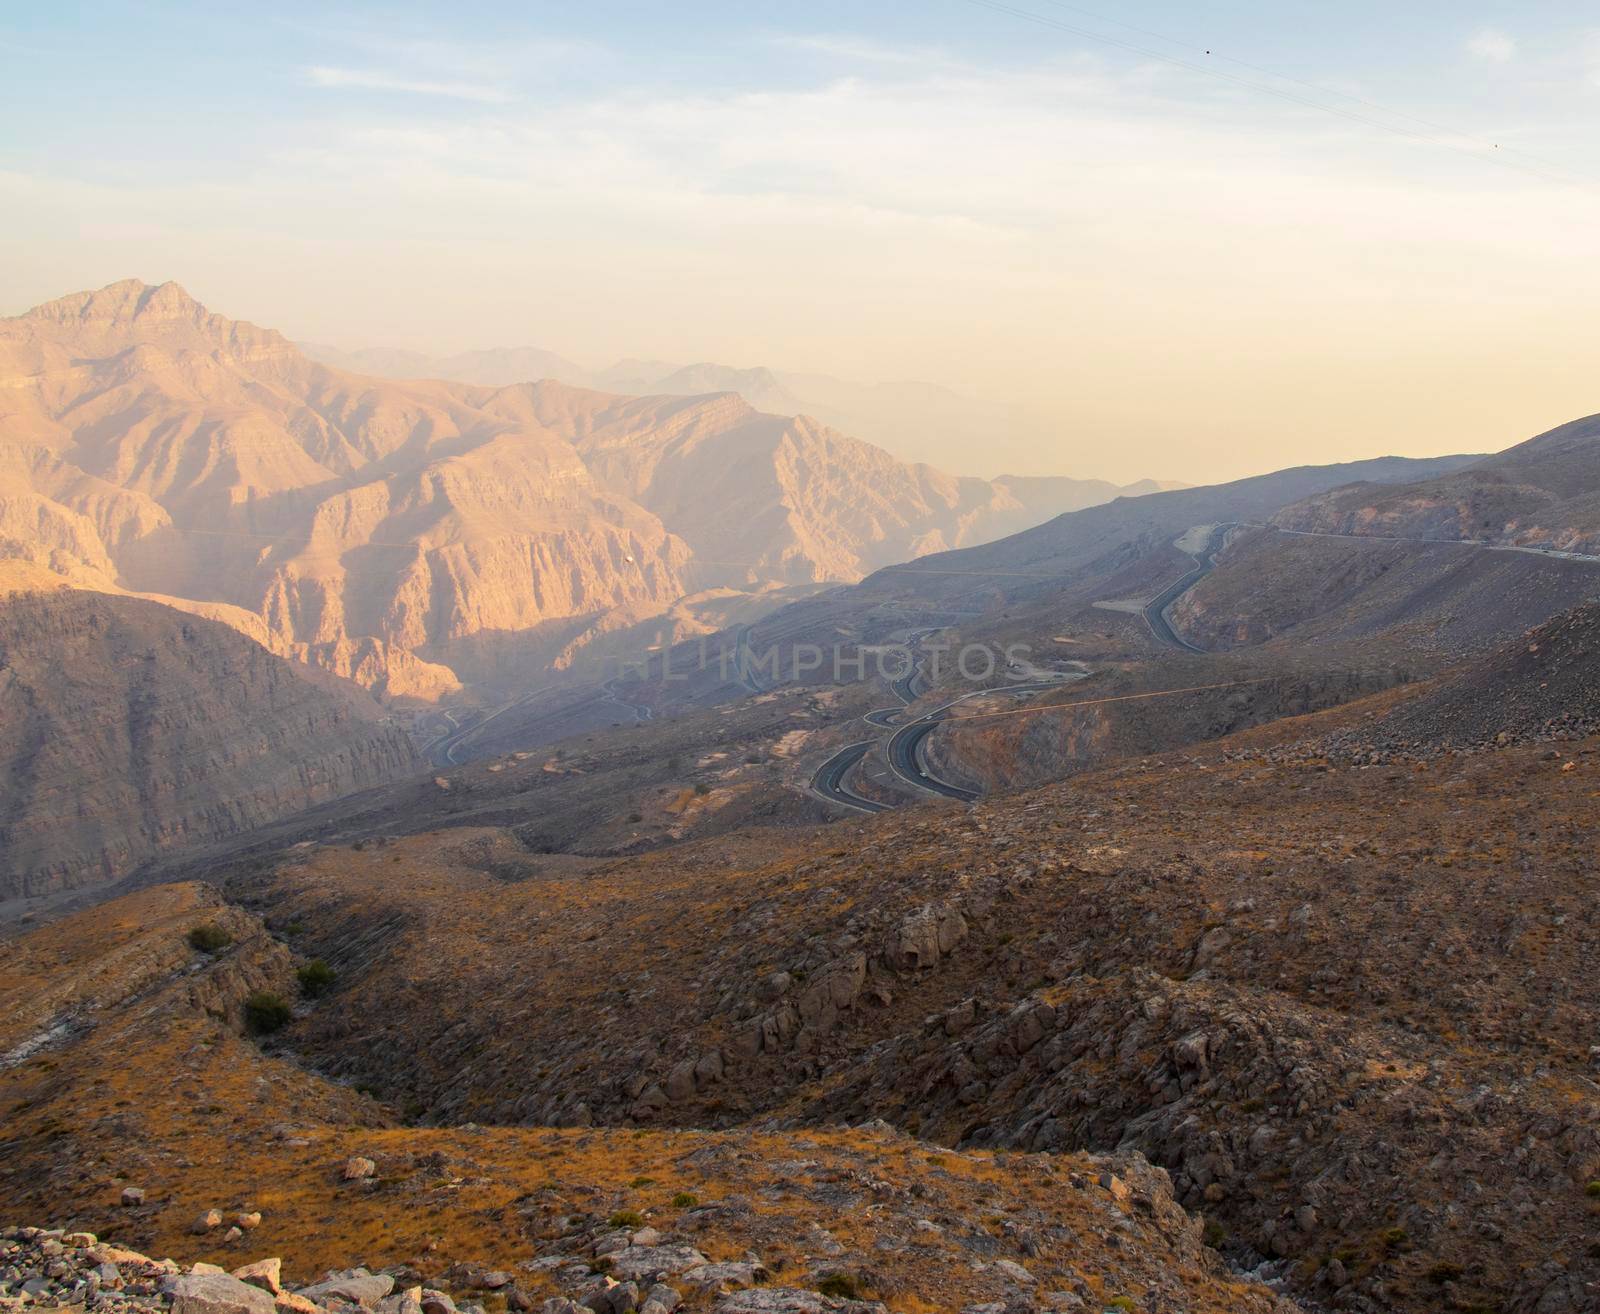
[303,65,514,103]
[1466,29,1516,64]
[765,33,970,71]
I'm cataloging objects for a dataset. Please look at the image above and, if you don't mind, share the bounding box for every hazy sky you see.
[5,2,1600,484]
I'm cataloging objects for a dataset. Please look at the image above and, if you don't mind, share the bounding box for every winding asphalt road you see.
[1276,526,1600,564]
[1141,523,1236,653]
[811,676,1075,811]
[808,740,892,813]
[813,522,1239,810]
[884,717,980,801]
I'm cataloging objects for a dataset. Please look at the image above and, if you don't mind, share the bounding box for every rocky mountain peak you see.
[12,278,295,362]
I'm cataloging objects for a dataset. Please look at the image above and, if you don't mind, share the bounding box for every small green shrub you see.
[1585,1180,1600,1198]
[187,924,232,953]
[693,782,710,796]
[671,1192,697,1208]
[243,991,292,1035]
[608,1209,643,1228]
[1380,1226,1410,1251]
[629,1176,655,1188]
[297,959,336,997]
[1106,1299,1137,1312]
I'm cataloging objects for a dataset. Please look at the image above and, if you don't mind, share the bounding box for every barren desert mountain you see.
[685,450,1488,702]
[0,280,706,699]
[1271,412,1600,551]
[1322,599,1600,754]
[0,589,418,901]
[496,382,1106,585]
[10,381,1600,1314]
[1,281,1161,702]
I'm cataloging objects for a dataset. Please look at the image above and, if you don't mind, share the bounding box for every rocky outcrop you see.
[0,591,418,898]
[884,903,966,971]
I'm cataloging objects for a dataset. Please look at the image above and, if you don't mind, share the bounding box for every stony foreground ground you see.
[7,669,1600,1313]
[0,885,1296,1314]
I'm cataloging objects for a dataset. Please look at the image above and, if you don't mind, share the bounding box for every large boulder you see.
[297,1269,395,1308]
[231,1260,283,1295]
[606,1245,708,1283]
[168,1273,279,1314]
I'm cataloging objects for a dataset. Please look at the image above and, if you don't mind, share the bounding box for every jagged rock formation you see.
[0,590,417,899]
[0,280,701,700]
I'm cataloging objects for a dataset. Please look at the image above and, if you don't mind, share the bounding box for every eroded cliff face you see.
[0,591,419,899]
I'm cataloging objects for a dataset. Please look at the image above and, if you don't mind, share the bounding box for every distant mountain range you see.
[0,280,1173,701]
[301,341,1184,499]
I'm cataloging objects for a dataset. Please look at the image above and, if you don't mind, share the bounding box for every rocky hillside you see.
[1315,601,1600,757]
[1271,412,1600,552]
[9,661,1600,1312]
[1167,524,1600,659]
[0,281,1155,700]
[0,885,1299,1314]
[187,701,1600,1314]
[709,451,1486,682]
[0,590,418,900]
